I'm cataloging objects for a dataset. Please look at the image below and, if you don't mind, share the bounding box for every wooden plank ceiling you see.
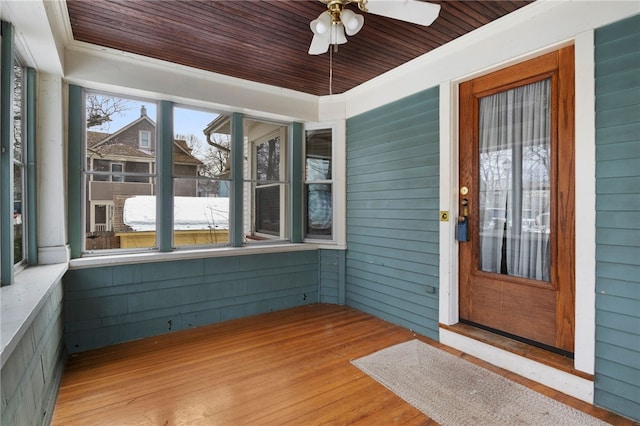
[66,0,533,96]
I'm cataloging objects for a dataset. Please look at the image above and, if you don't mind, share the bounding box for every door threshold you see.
[440,322,593,381]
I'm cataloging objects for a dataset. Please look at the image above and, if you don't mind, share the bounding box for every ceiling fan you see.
[308,0,441,55]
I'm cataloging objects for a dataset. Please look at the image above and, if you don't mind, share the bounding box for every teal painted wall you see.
[594,14,640,421]
[344,87,440,340]
[318,249,345,304]
[63,251,319,353]
[1,280,65,426]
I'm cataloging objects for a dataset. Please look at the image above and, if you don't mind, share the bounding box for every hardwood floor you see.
[52,304,634,425]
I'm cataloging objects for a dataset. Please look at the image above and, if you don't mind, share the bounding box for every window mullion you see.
[68,85,84,258]
[157,100,174,252]
[229,112,244,247]
[1,21,15,284]
[289,122,303,243]
[25,67,37,265]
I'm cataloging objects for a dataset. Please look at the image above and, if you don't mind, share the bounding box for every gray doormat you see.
[351,339,609,425]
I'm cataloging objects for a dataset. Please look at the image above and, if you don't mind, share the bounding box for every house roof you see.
[87,130,203,166]
[87,131,110,148]
[174,140,203,166]
[89,142,154,159]
[90,115,156,149]
[204,115,231,136]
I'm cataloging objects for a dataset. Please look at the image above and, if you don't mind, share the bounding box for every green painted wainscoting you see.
[594,13,640,422]
[63,251,319,353]
[318,249,346,305]
[1,277,64,426]
[344,86,440,340]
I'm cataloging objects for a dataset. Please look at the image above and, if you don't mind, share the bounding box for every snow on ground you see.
[124,195,229,231]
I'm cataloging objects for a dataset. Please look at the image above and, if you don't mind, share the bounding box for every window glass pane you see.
[111,163,123,182]
[13,64,23,162]
[13,61,25,265]
[173,179,229,245]
[139,131,150,149]
[125,161,151,183]
[255,185,280,235]
[244,119,288,242]
[84,93,157,251]
[306,183,332,237]
[256,137,280,181]
[305,128,332,180]
[13,163,24,264]
[305,128,333,239]
[173,106,230,247]
[92,159,109,181]
[95,204,107,225]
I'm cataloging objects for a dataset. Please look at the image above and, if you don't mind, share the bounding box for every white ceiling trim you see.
[64,43,319,123]
[341,0,640,118]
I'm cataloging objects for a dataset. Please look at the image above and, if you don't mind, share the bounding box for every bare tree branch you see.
[86,94,131,129]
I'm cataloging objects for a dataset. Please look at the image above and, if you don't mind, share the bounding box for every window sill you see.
[305,240,347,250]
[1,263,68,368]
[69,243,329,270]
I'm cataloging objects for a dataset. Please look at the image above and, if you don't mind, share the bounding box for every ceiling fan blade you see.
[309,33,331,55]
[364,0,441,26]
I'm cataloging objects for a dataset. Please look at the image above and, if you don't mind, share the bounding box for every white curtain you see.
[478,79,551,281]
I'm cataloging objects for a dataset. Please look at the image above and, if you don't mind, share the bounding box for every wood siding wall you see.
[318,249,345,304]
[1,280,64,426]
[594,13,640,422]
[63,251,318,353]
[345,87,440,340]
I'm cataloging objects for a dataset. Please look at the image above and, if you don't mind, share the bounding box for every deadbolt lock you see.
[460,186,469,196]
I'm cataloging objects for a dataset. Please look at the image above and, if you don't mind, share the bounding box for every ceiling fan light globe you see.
[340,9,364,36]
[311,11,332,35]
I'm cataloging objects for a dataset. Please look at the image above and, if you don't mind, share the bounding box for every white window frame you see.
[303,122,345,246]
[110,162,124,182]
[242,120,290,242]
[81,90,161,254]
[75,88,317,257]
[303,126,334,241]
[90,201,114,232]
[12,59,27,269]
[139,130,150,149]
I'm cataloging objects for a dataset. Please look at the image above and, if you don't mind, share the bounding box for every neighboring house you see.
[202,115,231,196]
[86,106,203,238]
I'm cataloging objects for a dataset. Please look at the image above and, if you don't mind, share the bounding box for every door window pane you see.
[478,79,551,281]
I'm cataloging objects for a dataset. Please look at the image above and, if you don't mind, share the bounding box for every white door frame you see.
[437,32,597,403]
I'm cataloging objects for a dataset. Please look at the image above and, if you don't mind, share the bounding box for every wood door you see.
[459,47,575,353]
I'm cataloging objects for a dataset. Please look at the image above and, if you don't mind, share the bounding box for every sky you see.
[90,96,220,160]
